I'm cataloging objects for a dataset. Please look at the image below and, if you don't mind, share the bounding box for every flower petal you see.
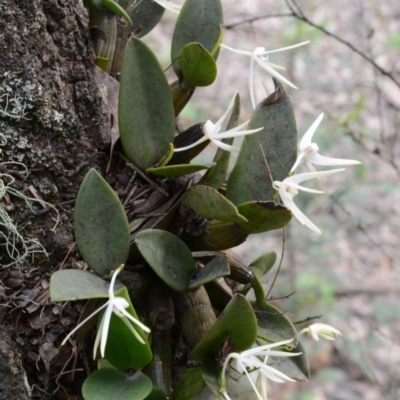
[121,316,146,344]
[117,307,151,333]
[299,113,324,149]
[239,339,295,357]
[261,41,310,55]
[93,309,107,359]
[253,56,298,90]
[285,169,345,185]
[173,135,208,152]
[215,125,262,139]
[211,138,241,153]
[220,44,252,57]
[109,264,124,299]
[61,301,109,347]
[310,152,362,167]
[214,92,238,132]
[279,191,321,234]
[100,301,114,357]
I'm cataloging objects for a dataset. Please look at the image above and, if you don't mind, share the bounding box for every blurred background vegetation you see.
[143,1,400,399]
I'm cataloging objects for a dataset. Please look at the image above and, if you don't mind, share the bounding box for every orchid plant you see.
[47,0,360,399]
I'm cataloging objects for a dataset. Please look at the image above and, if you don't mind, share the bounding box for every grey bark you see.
[1,0,113,397]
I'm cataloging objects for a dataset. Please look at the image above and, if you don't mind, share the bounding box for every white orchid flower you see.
[61,265,150,359]
[152,0,181,14]
[298,323,342,341]
[272,169,345,234]
[291,113,361,173]
[220,41,309,109]
[174,92,263,153]
[220,338,301,400]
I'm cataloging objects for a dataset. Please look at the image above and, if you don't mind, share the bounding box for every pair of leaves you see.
[171,0,223,84]
[181,185,291,235]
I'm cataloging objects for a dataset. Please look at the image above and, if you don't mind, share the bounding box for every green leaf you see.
[100,0,132,25]
[145,387,167,400]
[50,270,124,302]
[255,302,297,345]
[127,0,165,38]
[181,220,248,252]
[104,287,153,370]
[192,294,257,361]
[249,252,277,305]
[119,37,175,169]
[235,201,292,234]
[189,256,230,289]
[82,369,152,400]
[174,368,205,400]
[179,43,217,88]
[250,251,277,274]
[171,0,223,78]
[181,185,248,224]
[74,169,130,276]
[135,230,196,291]
[226,80,297,205]
[199,359,223,400]
[201,93,240,190]
[147,164,209,177]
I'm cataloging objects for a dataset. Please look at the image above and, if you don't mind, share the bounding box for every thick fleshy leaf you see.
[104,287,152,370]
[189,256,230,289]
[181,220,248,252]
[119,37,175,169]
[127,0,165,38]
[147,164,209,177]
[174,368,205,400]
[50,270,124,302]
[179,43,217,88]
[82,369,152,400]
[269,340,310,381]
[171,0,223,78]
[74,169,130,276]
[181,185,248,224]
[250,251,277,274]
[199,359,223,400]
[136,230,196,291]
[200,93,240,190]
[192,294,257,361]
[235,201,292,234]
[249,251,277,305]
[255,302,297,345]
[100,0,132,25]
[226,80,297,204]
[145,387,167,400]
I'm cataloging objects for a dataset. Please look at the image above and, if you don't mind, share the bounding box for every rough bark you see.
[1,0,114,397]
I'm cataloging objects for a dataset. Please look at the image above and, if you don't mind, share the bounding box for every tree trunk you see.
[1,0,113,397]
